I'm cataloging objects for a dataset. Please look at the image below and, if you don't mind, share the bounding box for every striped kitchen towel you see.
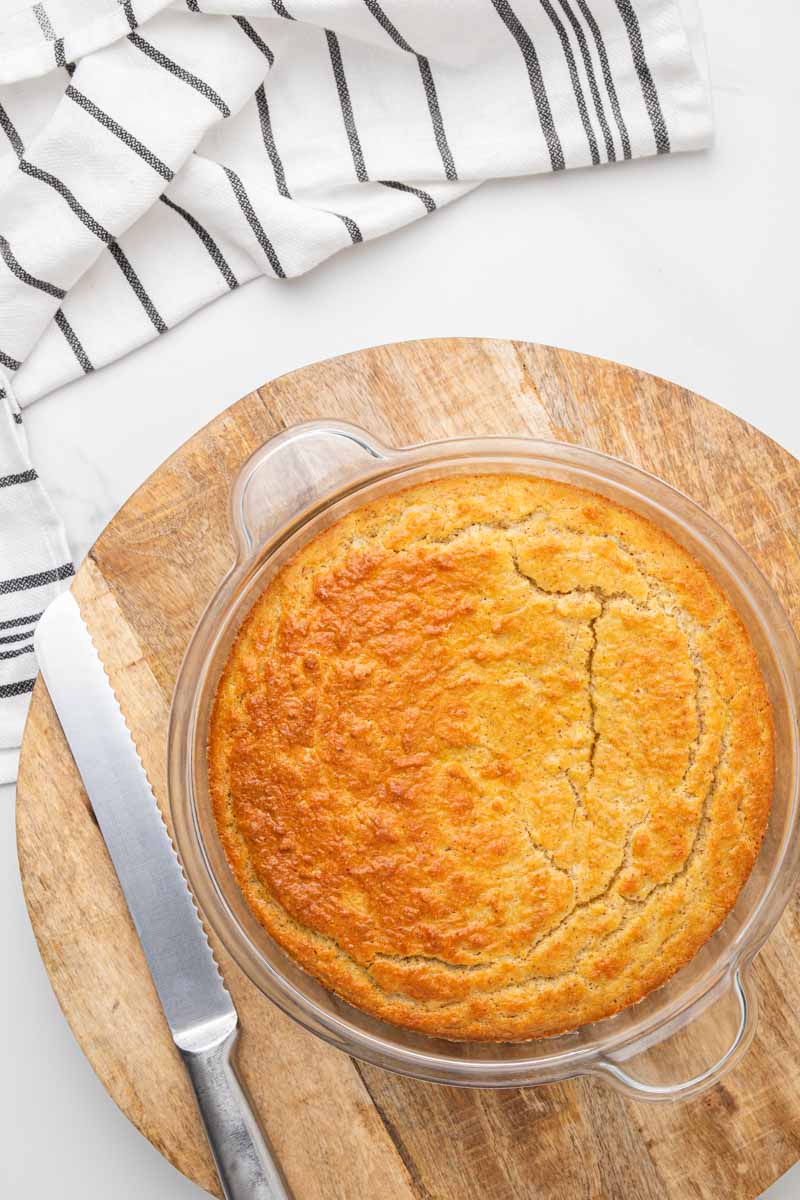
[0,0,711,781]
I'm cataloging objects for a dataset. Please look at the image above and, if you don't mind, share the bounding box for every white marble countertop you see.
[3,1,800,1196]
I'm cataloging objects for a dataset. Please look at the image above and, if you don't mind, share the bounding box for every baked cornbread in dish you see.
[208,474,773,1042]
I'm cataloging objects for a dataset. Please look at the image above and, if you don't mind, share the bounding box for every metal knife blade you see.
[34,591,292,1200]
[34,591,232,1045]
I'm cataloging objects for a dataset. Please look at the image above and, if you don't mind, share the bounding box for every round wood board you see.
[16,339,800,1200]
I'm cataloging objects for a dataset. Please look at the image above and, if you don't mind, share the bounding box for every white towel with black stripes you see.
[0,0,711,782]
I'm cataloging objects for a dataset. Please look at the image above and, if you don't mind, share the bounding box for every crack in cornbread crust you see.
[209,475,773,1041]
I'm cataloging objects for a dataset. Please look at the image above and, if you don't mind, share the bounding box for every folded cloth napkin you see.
[0,0,711,782]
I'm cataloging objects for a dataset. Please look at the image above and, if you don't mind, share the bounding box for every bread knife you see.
[34,591,292,1200]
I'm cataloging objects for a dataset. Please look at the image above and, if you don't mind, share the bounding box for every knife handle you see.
[179,1024,293,1200]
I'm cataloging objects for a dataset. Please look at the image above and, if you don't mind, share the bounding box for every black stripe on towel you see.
[0,562,74,596]
[0,350,21,371]
[127,32,231,117]
[0,678,36,699]
[108,243,167,333]
[417,57,457,180]
[14,413,23,424]
[614,0,669,153]
[0,103,24,159]
[55,309,94,373]
[255,85,289,197]
[379,180,437,213]
[33,2,56,39]
[20,160,113,243]
[223,167,286,278]
[0,631,35,644]
[0,235,65,299]
[326,30,368,182]
[362,3,412,52]
[35,3,76,75]
[575,0,630,158]
[122,0,137,31]
[233,17,274,65]
[539,0,598,164]
[53,37,76,75]
[185,0,200,9]
[335,215,363,244]
[490,0,565,171]
[160,194,238,289]
[0,644,35,660]
[556,0,615,162]
[0,469,37,488]
[0,611,42,630]
[271,0,294,17]
[361,1,457,181]
[66,86,174,181]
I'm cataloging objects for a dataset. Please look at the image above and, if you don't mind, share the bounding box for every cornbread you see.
[209,475,773,1041]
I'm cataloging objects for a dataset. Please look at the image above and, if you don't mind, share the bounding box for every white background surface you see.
[3,1,800,1196]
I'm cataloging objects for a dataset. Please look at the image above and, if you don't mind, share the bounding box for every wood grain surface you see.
[16,339,800,1200]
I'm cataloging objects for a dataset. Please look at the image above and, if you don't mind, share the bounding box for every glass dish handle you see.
[592,970,757,1102]
[230,420,390,557]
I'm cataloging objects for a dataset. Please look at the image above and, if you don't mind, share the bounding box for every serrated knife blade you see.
[35,591,291,1200]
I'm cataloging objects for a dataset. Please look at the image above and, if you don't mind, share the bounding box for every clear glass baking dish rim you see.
[167,420,800,1100]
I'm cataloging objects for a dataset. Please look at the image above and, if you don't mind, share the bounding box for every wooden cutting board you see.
[16,339,800,1200]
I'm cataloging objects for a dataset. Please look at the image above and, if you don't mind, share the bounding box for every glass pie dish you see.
[167,421,800,1101]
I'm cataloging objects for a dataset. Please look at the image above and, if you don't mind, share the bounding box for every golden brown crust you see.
[208,475,774,1041]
